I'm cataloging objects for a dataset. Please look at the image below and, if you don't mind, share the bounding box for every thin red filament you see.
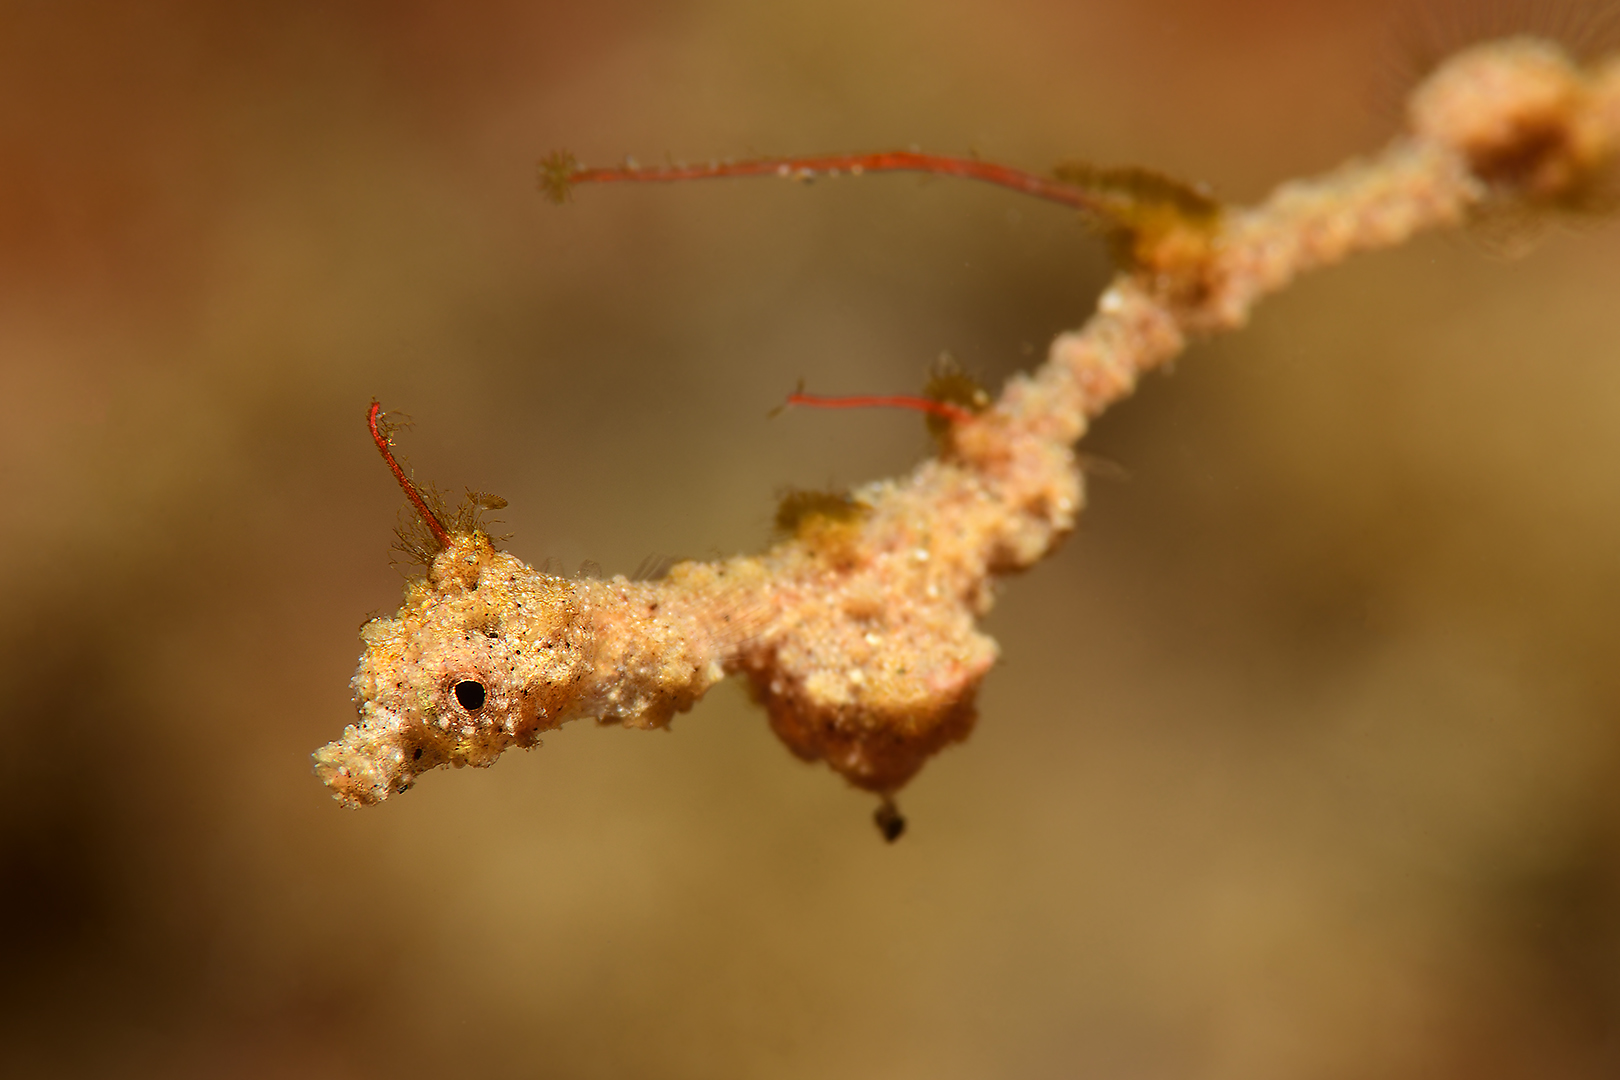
[785,391,977,425]
[568,151,1106,214]
[368,401,452,550]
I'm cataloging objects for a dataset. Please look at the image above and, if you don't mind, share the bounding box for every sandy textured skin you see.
[314,534,595,806]
[315,451,1061,806]
[317,38,1620,810]
[736,475,1031,794]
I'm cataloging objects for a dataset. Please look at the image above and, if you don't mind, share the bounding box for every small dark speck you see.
[874,799,906,843]
[413,748,423,760]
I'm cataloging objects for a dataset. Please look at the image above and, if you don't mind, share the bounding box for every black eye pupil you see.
[454,680,486,711]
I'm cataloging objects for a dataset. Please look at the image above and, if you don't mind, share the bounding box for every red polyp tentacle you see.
[367,401,452,550]
[561,150,1109,214]
[785,391,978,425]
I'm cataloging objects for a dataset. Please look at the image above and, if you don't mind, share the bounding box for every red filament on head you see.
[785,390,977,425]
[368,401,451,550]
[566,151,1108,214]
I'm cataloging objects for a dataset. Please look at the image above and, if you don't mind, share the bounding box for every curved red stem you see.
[368,401,451,550]
[569,151,1106,214]
[785,391,977,425]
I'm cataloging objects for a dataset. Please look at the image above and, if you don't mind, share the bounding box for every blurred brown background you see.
[4,0,1620,1076]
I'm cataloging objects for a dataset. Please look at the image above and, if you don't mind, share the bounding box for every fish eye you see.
[454,679,486,711]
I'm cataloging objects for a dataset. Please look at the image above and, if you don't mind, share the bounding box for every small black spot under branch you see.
[454,680,486,711]
[874,798,906,843]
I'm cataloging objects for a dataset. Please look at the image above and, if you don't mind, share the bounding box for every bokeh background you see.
[4,1,1620,1076]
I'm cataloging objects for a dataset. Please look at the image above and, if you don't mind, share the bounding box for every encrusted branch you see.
[315,40,1620,830]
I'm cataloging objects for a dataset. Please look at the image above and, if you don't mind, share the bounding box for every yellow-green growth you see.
[923,356,991,439]
[1052,161,1224,277]
[774,487,872,567]
[774,487,869,536]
